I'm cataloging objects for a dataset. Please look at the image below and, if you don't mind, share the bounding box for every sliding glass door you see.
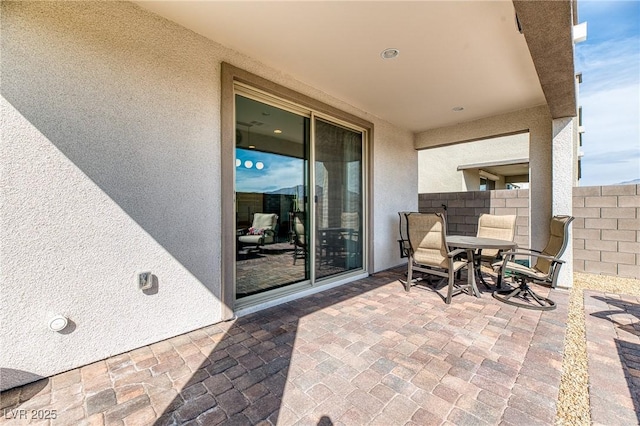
[315,118,363,279]
[235,94,310,298]
[234,88,365,302]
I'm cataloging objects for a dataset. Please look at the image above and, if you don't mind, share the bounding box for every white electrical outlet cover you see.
[49,315,68,332]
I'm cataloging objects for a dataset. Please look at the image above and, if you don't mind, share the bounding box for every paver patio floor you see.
[584,290,640,425]
[1,268,571,425]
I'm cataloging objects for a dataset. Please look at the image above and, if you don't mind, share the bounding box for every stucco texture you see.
[415,105,554,254]
[418,133,529,193]
[1,1,417,389]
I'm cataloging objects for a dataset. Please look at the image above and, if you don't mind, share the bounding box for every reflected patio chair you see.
[493,215,574,310]
[292,212,306,265]
[317,212,361,268]
[340,212,361,266]
[238,213,278,252]
[404,212,470,304]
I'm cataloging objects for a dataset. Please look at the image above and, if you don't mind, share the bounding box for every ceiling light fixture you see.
[273,129,282,134]
[452,106,464,112]
[381,48,399,59]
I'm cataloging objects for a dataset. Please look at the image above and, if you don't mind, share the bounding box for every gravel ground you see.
[556,272,640,425]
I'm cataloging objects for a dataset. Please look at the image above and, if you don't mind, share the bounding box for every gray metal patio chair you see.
[475,213,517,286]
[403,212,471,304]
[493,215,574,310]
[292,212,306,265]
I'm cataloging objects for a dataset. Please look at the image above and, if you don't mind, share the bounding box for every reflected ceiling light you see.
[256,162,264,170]
[235,159,241,167]
[381,48,400,59]
[244,160,253,169]
[248,145,256,149]
[273,129,282,134]
[452,106,464,112]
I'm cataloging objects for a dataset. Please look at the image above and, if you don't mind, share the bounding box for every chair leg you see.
[445,272,454,304]
[492,277,556,311]
[406,260,413,292]
[476,260,492,289]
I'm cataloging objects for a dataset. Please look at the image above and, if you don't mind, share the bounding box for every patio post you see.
[552,116,576,288]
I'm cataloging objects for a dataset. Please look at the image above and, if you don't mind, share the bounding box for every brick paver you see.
[1,269,570,425]
[584,290,640,425]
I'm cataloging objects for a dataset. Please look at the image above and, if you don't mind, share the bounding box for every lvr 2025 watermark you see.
[3,409,57,420]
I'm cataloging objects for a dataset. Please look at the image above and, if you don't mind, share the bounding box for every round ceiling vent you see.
[381,48,400,59]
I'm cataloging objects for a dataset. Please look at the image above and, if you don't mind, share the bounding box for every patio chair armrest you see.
[447,248,466,258]
[497,251,565,274]
[532,253,564,263]
[504,250,562,263]
[398,239,411,258]
[502,248,542,259]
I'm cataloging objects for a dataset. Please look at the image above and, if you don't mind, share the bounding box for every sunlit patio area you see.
[3,268,638,425]
[3,3,639,425]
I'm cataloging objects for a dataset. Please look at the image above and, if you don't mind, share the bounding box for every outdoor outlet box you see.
[138,272,153,290]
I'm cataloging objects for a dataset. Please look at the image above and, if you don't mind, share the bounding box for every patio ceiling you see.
[134,1,575,133]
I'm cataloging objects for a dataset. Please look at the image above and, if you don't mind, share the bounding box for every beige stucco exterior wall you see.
[552,117,575,286]
[0,1,417,390]
[415,105,553,253]
[417,133,529,193]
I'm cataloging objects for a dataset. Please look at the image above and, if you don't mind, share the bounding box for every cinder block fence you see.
[418,184,640,279]
[573,185,640,278]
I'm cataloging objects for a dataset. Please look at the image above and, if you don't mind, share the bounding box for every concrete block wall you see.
[419,184,640,280]
[573,185,640,279]
[418,189,529,249]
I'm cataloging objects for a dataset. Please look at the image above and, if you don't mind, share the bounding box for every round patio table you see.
[446,235,517,290]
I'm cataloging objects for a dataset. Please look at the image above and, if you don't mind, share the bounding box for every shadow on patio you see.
[585,293,640,425]
[1,268,569,425]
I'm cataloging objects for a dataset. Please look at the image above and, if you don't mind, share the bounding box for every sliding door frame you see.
[221,63,373,318]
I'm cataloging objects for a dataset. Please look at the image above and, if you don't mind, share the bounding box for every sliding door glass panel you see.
[314,118,363,279]
[235,94,310,299]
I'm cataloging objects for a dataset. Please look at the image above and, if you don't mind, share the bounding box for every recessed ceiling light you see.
[381,48,400,59]
[273,129,282,134]
[248,145,255,149]
[452,106,464,112]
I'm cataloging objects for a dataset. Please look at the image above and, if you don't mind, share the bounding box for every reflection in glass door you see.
[235,94,310,298]
[234,90,365,302]
[314,118,363,279]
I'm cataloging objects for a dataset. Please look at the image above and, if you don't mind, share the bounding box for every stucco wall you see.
[415,105,553,255]
[417,133,529,193]
[372,122,418,272]
[0,1,417,389]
